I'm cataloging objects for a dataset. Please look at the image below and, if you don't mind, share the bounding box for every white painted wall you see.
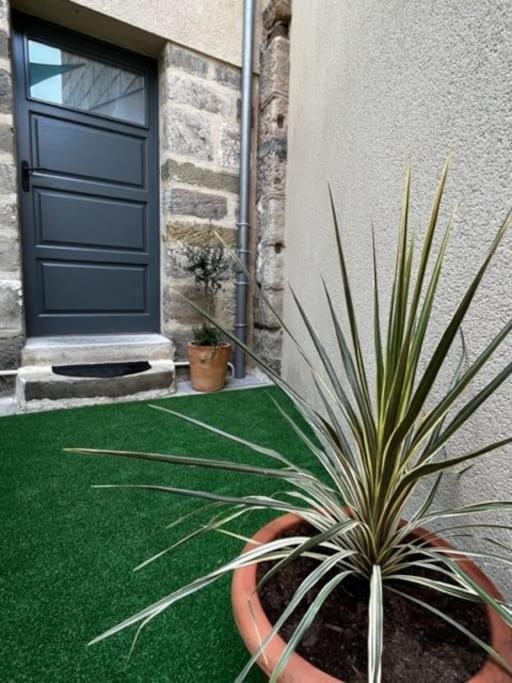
[283,1,512,592]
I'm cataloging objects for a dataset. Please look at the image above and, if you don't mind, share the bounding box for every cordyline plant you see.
[69,159,512,682]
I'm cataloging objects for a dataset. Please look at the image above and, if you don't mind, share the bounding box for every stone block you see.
[257,141,287,196]
[268,22,289,41]
[214,63,241,90]
[257,195,285,244]
[18,361,175,403]
[256,244,285,288]
[164,73,232,116]
[0,120,13,153]
[0,280,22,332]
[0,374,14,396]
[254,327,282,374]
[165,245,187,279]
[217,123,240,171]
[0,29,8,60]
[21,333,173,366]
[0,1,9,27]
[169,188,227,220]
[161,158,238,194]
[260,95,288,142]
[0,334,23,370]
[165,323,193,361]
[0,68,11,113]
[254,286,284,329]
[165,221,237,249]
[214,281,236,324]
[163,108,213,161]
[259,36,289,106]
[166,45,209,77]
[263,0,292,32]
[163,279,214,326]
[0,197,17,231]
[0,159,16,193]
[0,233,20,272]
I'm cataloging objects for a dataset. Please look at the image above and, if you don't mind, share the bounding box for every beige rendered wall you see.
[12,0,254,66]
[283,1,512,592]
[73,0,246,64]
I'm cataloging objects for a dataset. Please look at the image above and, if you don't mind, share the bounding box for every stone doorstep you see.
[21,334,174,367]
[16,359,175,406]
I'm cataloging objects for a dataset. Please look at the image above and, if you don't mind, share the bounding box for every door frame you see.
[11,11,161,336]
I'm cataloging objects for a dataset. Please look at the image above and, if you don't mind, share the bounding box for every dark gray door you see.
[12,12,160,336]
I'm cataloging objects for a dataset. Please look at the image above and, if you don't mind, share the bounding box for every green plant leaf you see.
[269,570,351,682]
[68,447,309,480]
[236,557,353,682]
[368,565,383,683]
[88,536,318,646]
[385,209,511,461]
[328,183,373,420]
[257,519,358,592]
[71,164,512,681]
[91,483,311,515]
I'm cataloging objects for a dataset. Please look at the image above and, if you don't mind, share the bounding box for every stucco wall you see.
[283,1,512,592]
[75,0,247,65]
[12,0,254,66]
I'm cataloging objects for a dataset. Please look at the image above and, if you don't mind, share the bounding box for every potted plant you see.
[188,321,231,392]
[70,160,512,682]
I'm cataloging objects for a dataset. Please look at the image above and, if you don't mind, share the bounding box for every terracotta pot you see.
[232,513,512,683]
[187,342,231,392]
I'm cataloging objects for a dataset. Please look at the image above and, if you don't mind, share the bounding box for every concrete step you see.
[16,360,175,408]
[22,334,174,366]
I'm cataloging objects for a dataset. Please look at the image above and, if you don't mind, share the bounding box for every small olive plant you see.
[184,244,230,295]
[192,321,223,347]
[70,158,512,682]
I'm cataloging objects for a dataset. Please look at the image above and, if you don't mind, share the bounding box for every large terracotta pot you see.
[187,342,231,392]
[232,513,512,683]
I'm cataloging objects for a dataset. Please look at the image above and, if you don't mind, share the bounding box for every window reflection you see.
[28,40,146,125]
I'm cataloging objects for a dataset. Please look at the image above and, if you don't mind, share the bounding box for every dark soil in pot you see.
[257,521,489,683]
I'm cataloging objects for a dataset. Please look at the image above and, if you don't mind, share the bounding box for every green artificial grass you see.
[0,387,316,682]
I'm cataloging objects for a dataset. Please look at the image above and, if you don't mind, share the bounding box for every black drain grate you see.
[52,361,151,379]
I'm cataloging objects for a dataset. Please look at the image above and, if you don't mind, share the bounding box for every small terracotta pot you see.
[232,513,512,683]
[187,342,231,392]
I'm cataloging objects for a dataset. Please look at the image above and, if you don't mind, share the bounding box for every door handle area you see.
[21,160,50,191]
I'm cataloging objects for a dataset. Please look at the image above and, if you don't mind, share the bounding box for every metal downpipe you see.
[234,0,256,378]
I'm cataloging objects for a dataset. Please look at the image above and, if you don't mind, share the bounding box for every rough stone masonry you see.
[0,6,256,392]
[0,0,22,395]
[159,43,242,360]
[254,0,291,374]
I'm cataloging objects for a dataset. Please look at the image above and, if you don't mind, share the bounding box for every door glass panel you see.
[27,39,146,125]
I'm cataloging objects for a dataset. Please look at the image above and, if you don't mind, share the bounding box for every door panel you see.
[40,262,146,312]
[37,190,146,251]
[32,115,146,186]
[12,12,159,336]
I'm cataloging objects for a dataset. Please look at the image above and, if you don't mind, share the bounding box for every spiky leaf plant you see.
[69,159,512,682]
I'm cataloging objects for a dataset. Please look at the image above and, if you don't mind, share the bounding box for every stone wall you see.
[254,0,291,373]
[159,43,241,359]
[0,0,22,395]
